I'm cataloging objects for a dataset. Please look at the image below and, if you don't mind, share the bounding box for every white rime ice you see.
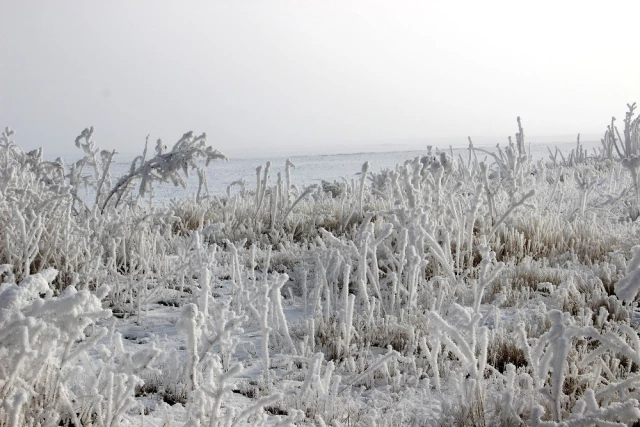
[615,245,640,302]
[3,107,640,425]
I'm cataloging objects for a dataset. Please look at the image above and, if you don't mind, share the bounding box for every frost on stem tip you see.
[615,245,640,303]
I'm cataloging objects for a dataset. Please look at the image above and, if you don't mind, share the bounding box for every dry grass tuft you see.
[495,215,620,265]
[487,338,527,374]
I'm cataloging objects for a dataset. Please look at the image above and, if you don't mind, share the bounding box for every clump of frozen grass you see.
[0,269,144,426]
[493,211,623,265]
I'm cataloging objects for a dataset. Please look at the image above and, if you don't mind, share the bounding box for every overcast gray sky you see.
[1,0,638,159]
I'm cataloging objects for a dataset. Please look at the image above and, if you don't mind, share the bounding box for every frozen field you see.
[2,118,640,426]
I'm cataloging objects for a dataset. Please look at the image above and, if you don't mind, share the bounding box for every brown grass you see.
[494,215,620,265]
[487,337,528,374]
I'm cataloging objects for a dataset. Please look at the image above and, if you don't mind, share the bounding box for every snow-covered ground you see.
[2,119,640,426]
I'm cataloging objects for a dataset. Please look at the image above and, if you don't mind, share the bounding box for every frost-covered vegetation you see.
[2,104,640,426]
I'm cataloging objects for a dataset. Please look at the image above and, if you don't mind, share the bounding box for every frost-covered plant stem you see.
[489,189,535,237]
[358,161,369,214]
[285,158,295,205]
[255,161,271,220]
[180,304,200,391]
[472,244,503,314]
[260,247,273,385]
[281,184,316,226]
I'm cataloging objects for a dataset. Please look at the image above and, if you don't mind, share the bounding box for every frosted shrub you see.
[0,127,227,292]
[598,104,640,211]
[0,268,138,425]
[0,130,77,285]
[99,130,227,212]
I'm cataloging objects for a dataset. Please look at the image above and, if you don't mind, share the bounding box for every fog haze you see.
[1,0,638,159]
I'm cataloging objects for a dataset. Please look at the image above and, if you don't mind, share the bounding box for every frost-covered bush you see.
[0,268,130,425]
[0,126,227,288]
